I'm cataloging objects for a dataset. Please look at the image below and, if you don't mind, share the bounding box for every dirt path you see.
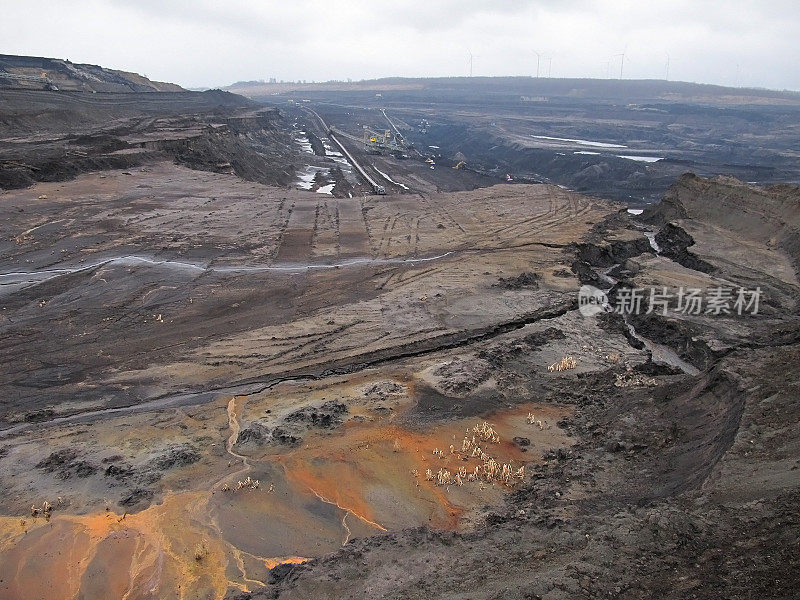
[218,396,251,490]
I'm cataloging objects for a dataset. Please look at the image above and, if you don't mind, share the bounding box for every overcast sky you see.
[2,0,798,90]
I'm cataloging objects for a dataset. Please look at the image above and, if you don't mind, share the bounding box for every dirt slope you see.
[0,54,183,92]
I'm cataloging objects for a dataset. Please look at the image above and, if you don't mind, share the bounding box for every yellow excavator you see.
[425,158,436,165]
[506,174,514,182]
[453,161,465,170]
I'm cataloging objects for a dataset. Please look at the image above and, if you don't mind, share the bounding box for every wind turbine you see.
[467,48,477,77]
[615,45,627,79]
[533,51,541,78]
[546,56,553,78]
[664,52,670,80]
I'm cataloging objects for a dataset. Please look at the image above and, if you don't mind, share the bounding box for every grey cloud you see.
[0,0,797,90]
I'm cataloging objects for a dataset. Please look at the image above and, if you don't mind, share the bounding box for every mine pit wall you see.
[652,366,745,498]
[0,91,289,190]
[220,109,282,134]
[645,173,800,271]
[131,124,295,187]
[0,151,160,190]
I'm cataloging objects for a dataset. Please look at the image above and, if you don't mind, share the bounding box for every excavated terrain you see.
[0,88,296,190]
[248,78,800,206]
[0,81,798,600]
[0,54,184,93]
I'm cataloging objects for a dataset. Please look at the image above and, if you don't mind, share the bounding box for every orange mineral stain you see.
[263,556,309,569]
[0,401,571,599]
[0,493,241,600]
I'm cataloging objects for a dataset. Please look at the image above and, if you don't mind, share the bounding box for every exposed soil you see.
[1,53,184,93]
[0,88,294,190]
[0,78,798,600]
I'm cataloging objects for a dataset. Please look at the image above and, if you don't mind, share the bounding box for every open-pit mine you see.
[1,55,799,600]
